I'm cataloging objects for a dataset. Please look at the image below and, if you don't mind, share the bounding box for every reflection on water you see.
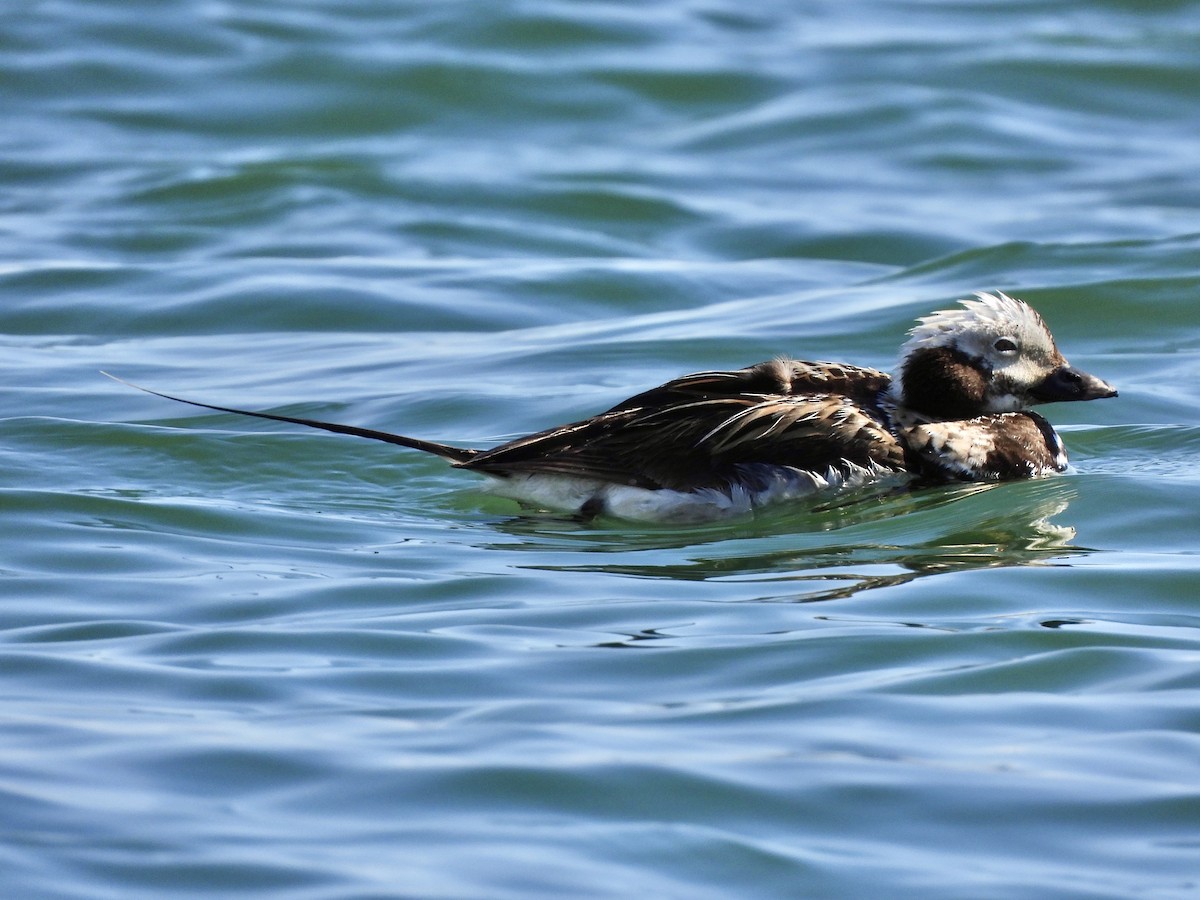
[500,477,1084,603]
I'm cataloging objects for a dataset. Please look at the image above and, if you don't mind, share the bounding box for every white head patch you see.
[899,292,1052,358]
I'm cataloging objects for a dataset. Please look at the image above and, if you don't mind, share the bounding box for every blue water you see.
[4,2,1200,897]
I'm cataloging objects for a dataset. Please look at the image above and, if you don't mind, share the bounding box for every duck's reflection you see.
[491,477,1086,605]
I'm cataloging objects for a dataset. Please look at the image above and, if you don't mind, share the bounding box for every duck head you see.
[892,292,1117,420]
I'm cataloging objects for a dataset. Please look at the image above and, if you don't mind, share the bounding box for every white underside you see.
[484,461,902,523]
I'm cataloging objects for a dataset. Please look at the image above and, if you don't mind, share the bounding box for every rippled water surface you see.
[4,2,1200,897]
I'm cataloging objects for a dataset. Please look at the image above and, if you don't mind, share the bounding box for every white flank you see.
[483,461,902,524]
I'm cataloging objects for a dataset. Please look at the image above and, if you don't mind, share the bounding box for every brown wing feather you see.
[462,392,904,491]
[695,395,905,473]
[606,358,891,412]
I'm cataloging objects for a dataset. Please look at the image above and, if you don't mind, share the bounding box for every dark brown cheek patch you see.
[901,347,988,419]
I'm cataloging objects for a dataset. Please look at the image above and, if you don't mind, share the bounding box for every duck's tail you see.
[101,372,480,465]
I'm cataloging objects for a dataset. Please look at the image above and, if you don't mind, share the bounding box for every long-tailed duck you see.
[107,292,1116,522]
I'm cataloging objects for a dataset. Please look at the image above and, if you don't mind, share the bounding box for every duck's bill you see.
[1030,365,1118,403]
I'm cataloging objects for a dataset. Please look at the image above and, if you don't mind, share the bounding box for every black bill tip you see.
[1030,365,1118,404]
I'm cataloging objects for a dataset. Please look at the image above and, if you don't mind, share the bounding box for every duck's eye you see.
[994,337,1019,353]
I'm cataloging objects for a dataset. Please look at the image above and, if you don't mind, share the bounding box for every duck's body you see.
[110,292,1116,522]
[463,358,906,520]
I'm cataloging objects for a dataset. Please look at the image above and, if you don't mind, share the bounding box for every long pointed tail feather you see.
[101,371,479,464]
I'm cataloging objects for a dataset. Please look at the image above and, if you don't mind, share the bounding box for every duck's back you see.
[605,358,892,412]
[460,359,906,493]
